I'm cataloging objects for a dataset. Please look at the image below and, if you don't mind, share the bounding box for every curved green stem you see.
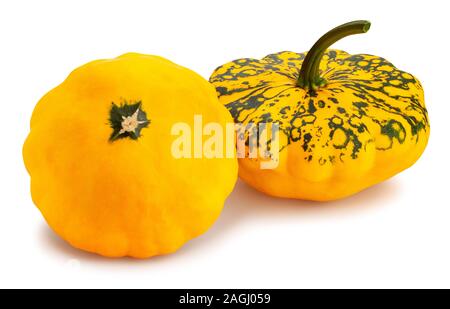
[297,20,371,90]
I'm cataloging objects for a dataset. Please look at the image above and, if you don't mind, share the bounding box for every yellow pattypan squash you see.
[209,21,429,201]
[23,53,238,258]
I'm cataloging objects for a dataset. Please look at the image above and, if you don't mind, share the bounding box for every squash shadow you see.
[183,178,401,251]
[38,178,401,264]
[221,178,400,223]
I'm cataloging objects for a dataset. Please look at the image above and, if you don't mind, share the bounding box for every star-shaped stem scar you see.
[109,101,150,142]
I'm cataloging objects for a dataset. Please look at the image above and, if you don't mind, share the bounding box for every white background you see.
[1,0,449,288]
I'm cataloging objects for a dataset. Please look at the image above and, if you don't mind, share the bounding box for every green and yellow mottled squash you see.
[209,21,429,201]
